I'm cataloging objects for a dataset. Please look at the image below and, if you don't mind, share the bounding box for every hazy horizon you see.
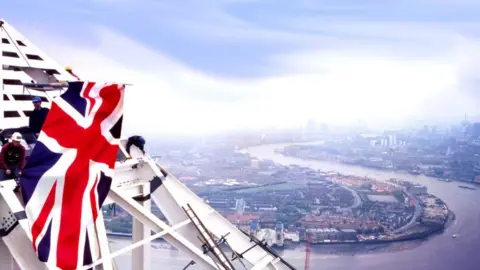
[3,0,480,135]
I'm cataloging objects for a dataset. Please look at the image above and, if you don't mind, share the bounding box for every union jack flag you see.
[19,81,125,269]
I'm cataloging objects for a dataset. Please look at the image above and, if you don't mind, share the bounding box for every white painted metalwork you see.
[0,19,295,270]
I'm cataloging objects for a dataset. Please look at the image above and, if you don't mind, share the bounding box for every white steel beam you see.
[131,183,151,270]
[82,215,197,269]
[108,187,220,270]
[0,181,48,270]
[143,158,284,270]
[250,257,281,270]
[2,227,47,270]
[0,240,19,270]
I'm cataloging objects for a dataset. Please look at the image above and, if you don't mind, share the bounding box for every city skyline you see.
[2,0,480,135]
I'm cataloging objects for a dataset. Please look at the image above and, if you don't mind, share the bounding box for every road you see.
[241,142,480,270]
[340,185,362,209]
[286,152,422,232]
[394,191,422,233]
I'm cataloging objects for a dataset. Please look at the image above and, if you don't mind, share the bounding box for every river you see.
[111,142,480,270]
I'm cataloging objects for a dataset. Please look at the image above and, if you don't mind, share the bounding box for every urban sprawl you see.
[101,120,480,248]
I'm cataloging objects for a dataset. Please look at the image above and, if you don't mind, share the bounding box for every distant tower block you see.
[251,159,260,168]
[275,223,285,246]
[235,198,246,214]
[250,220,259,233]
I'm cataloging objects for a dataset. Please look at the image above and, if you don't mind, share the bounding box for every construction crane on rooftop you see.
[304,233,311,270]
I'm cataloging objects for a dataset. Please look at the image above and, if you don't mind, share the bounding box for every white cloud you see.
[24,26,269,135]
[18,15,480,136]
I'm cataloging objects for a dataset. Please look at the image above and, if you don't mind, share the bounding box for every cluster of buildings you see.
[282,122,480,183]
[417,195,449,226]
[158,143,326,194]
[104,133,451,246]
[368,134,407,147]
[248,222,358,246]
[193,170,444,246]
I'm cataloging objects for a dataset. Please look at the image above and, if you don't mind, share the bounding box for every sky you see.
[2,0,480,135]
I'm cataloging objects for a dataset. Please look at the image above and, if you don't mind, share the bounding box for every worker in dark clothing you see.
[29,96,50,138]
[126,135,146,156]
[0,132,26,180]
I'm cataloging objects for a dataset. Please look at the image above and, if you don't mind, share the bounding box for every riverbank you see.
[110,142,480,270]
[245,143,469,244]
[108,168,452,250]
[108,209,454,257]
[286,207,456,247]
[277,146,479,185]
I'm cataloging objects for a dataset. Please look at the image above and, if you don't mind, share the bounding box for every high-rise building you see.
[250,220,260,233]
[381,139,388,146]
[446,146,453,157]
[235,198,246,214]
[388,135,397,146]
[275,223,284,246]
[423,125,429,133]
[469,123,480,138]
[299,228,307,241]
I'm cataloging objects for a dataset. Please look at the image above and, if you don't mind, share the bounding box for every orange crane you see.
[305,233,312,270]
